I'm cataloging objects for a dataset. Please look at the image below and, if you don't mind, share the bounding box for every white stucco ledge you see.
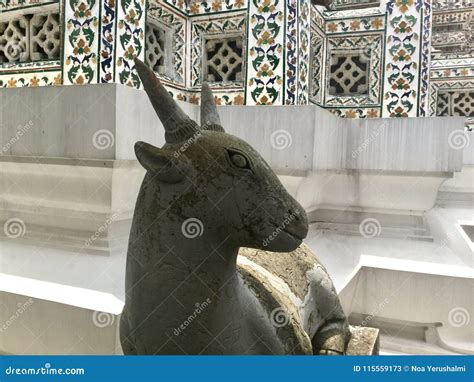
[338,255,474,355]
[0,273,124,315]
[0,85,465,174]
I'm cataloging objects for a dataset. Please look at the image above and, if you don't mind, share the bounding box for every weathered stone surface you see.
[346,326,380,355]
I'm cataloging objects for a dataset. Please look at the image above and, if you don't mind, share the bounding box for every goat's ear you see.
[134,141,189,183]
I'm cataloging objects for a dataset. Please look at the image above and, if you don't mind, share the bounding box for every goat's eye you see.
[228,150,251,170]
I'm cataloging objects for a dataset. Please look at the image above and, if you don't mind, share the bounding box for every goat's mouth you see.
[260,222,306,252]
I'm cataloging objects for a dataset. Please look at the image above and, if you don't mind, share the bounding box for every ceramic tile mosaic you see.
[297,0,310,104]
[187,0,247,15]
[115,0,146,87]
[0,0,472,120]
[190,12,246,88]
[62,0,100,85]
[246,0,285,105]
[0,0,57,11]
[99,0,117,83]
[325,33,383,107]
[0,71,61,87]
[382,0,432,118]
[148,0,187,86]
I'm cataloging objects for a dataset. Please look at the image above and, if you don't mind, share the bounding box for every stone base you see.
[346,326,380,355]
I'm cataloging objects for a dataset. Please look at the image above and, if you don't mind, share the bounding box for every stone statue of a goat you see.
[120,58,351,355]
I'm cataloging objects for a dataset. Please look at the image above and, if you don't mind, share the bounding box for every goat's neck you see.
[127,211,240,306]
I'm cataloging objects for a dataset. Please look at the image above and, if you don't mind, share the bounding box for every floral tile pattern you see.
[246,0,284,105]
[325,16,385,34]
[99,0,117,83]
[187,0,247,14]
[115,0,146,87]
[63,0,100,85]
[1,0,471,120]
[296,0,310,104]
[0,71,62,88]
[418,0,432,117]
[382,0,431,117]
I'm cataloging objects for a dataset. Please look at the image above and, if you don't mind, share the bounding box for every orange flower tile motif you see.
[233,95,244,105]
[345,110,357,118]
[371,18,383,29]
[367,109,379,118]
[29,76,40,87]
[53,74,62,86]
[211,0,222,12]
[327,23,337,32]
[349,20,360,31]
[7,78,17,88]
[395,0,414,13]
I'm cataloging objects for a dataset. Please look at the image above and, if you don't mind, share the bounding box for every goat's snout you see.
[285,205,309,240]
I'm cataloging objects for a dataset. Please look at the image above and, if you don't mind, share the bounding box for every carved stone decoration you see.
[204,37,243,82]
[29,13,61,60]
[120,58,354,355]
[145,23,166,74]
[0,16,29,63]
[329,52,369,96]
[436,90,474,117]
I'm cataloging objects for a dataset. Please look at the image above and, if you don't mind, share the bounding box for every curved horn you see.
[200,82,225,133]
[134,58,199,143]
